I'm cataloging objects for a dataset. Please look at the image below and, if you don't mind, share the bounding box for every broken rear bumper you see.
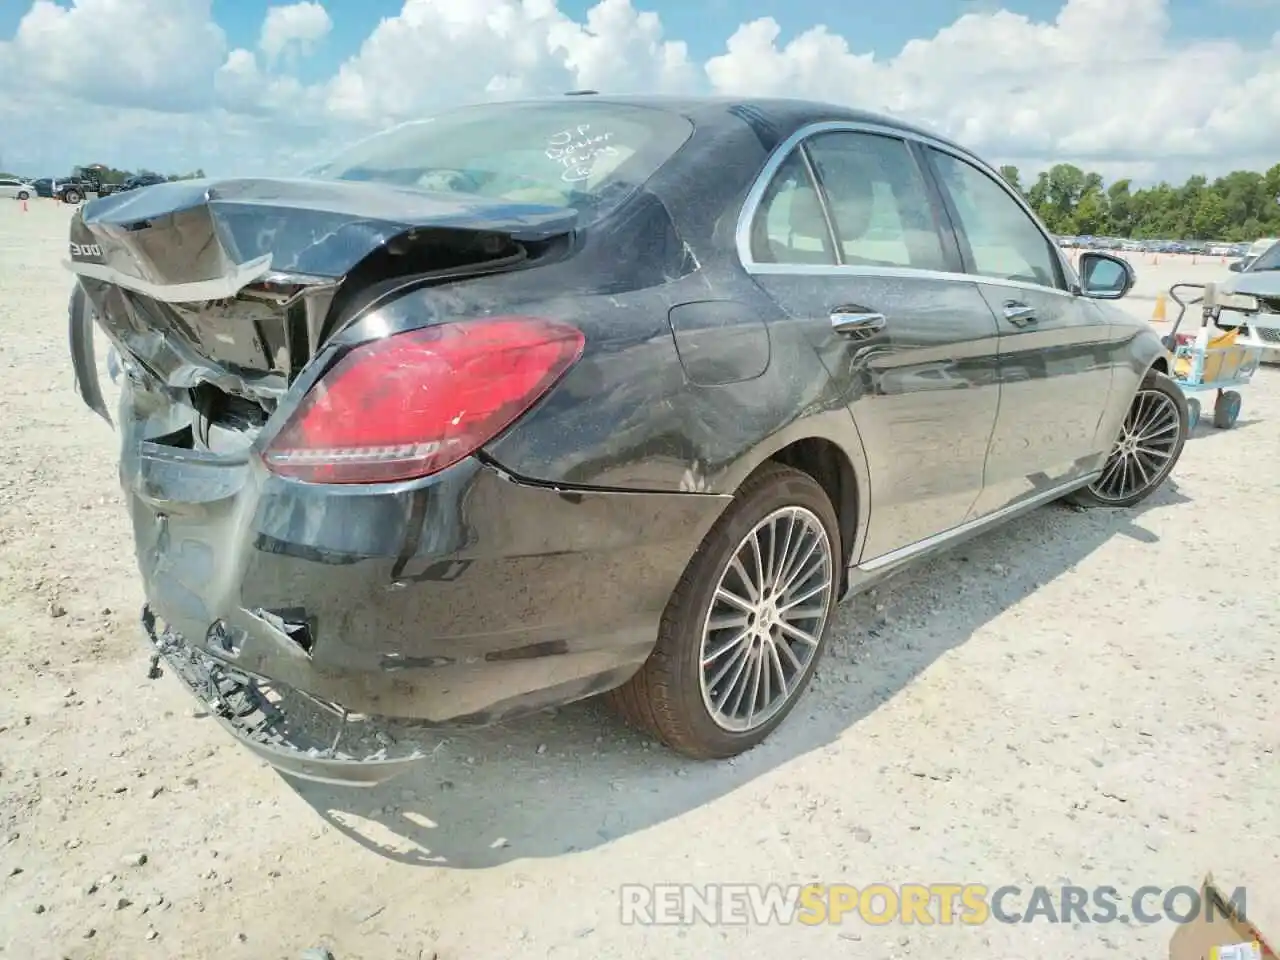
[142,605,428,786]
[125,439,728,784]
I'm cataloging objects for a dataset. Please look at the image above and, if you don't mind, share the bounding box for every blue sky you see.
[3,0,1264,82]
[207,0,1278,69]
[2,0,1279,181]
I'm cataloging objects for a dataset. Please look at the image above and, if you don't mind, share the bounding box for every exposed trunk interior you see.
[78,230,564,453]
[67,176,580,455]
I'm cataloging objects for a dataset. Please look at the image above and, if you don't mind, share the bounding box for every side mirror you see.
[1079,251,1135,300]
[1227,260,1245,273]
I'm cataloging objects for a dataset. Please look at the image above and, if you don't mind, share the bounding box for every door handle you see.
[830,310,887,337]
[1003,301,1037,327]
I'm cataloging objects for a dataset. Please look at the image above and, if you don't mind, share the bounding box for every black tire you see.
[1186,397,1201,432]
[1213,390,1242,429]
[1068,370,1188,508]
[62,189,82,204]
[16,190,28,201]
[606,462,841,760]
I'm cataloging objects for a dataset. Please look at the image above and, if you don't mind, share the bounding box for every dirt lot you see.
[1,198,1277,960]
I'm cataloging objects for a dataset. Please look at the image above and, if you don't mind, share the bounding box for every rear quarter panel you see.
[379,257,856,495]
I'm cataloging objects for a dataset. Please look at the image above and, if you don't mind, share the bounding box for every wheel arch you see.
[711,414,870,589]
[767,438,859,584]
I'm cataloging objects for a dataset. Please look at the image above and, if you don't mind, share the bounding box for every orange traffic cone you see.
[21,199,27,213]
[1153,292,1167,322]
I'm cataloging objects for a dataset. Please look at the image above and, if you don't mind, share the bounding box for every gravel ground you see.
[1,198,1277,960]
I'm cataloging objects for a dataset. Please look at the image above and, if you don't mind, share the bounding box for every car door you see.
[920,146,1118,519]
[740,124,1002,561]
[0,180,17,199]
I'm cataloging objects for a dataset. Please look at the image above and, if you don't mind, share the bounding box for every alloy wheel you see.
[698,505,834,733]
[1089,388,1181,502]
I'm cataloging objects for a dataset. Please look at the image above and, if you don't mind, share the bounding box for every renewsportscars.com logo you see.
[68,241,103,258]
[619,883,1252,928]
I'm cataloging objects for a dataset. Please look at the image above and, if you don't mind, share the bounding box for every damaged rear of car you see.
[66,99,726,784]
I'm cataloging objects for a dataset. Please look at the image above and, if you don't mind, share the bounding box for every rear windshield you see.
[303,101,693,218]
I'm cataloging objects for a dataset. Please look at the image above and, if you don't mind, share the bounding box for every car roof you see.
[497,93,977,160]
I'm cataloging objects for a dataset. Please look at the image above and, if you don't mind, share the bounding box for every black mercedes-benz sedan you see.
[64,95,1185,784]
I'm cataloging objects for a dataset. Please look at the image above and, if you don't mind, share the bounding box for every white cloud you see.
[1,0,226,113]
[1,0,1278,183]
[259,1,332,63]
[322,0,691,126]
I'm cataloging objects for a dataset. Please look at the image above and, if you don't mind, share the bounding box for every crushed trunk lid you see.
[65,177,578,421]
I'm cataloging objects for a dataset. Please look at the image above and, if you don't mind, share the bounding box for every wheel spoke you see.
[758,648,772,718]
[747,531,766,597]
[777,619,820,647]
[707,611,750,632]
[767,641,790,700]
[729,556,759,602]
[742,655,763,727]
[761,515,780,590]
[776,538,821,597]
[714,645,753,712]
[770,515,796,592]
[775,529,813,593]
[725,652,757,718]
[702,628,750,667]
[715,586,754,614]
[775,633,805,669]
[1131,452,1152,487]
[779,579,830,613]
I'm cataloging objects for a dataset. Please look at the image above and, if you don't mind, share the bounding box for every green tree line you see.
[999,162,1280,242]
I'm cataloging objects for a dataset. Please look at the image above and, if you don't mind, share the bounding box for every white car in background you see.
[0,177,33,200]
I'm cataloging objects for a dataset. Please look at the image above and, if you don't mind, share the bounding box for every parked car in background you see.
[54,166,122,204]
[66,95,1187,784]
[0,177,33,200]
[1219,239,1280,362]
[116,172,168,192]
[1233,238,1280,272]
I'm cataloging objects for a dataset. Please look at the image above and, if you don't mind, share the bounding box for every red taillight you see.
[261,316,585,484]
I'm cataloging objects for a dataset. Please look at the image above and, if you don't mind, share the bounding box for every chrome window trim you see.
[796,143,841,265]
[735,119,1078,296]
[744,261,1077,300]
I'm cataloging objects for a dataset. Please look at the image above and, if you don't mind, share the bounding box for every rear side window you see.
[805,132,948,271]
[928,149,1062,289]
[750,150,837,265]
[303,101,694,221]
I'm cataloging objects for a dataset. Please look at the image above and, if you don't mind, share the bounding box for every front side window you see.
[805,132,948,271]
[303,101,694,221]
[928,149,1061,288]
